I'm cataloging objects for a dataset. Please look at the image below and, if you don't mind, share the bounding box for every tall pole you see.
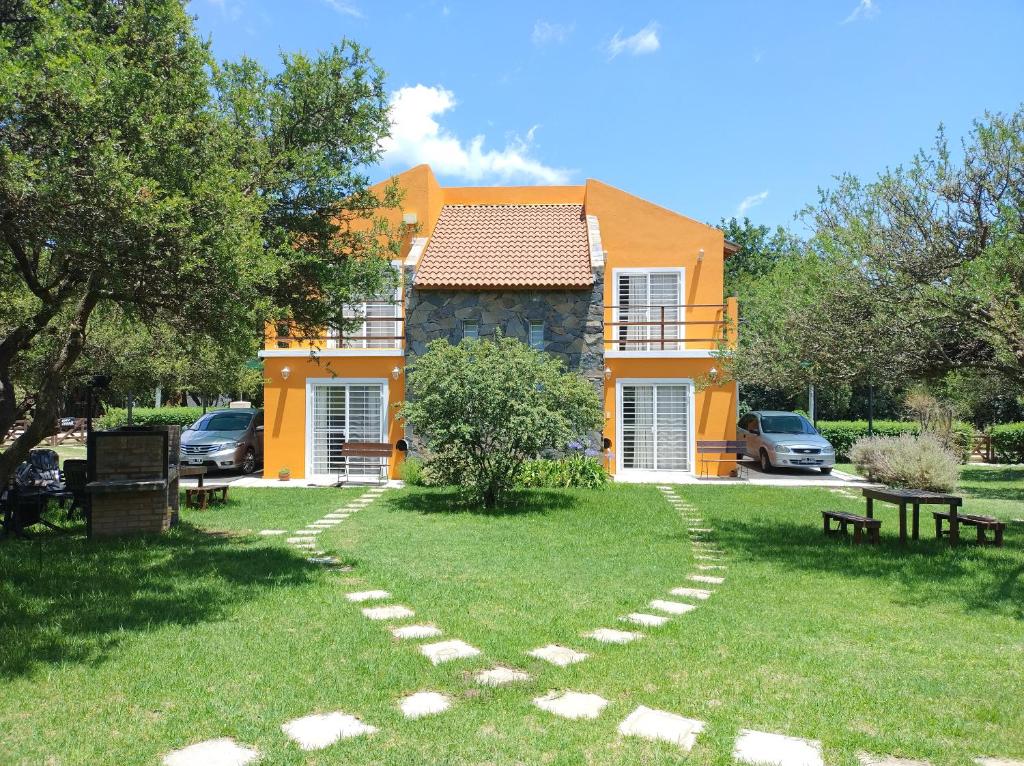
[808,383,816,427]
[867,382,875,436]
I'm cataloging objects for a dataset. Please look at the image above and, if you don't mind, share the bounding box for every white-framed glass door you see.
[618,381,692,472]
[307,380,386,477]
[614,269,684,351]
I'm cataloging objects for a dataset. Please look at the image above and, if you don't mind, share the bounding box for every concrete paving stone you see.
[670,587,713,600]
[533,691,608,720]
[694,554,723,561]
[295,529,322,535]
[858,753,932,766]
[974,760,1024,766]
[583,628,642,644]
[529,644,588,666]
[392,624,443,639]
[345,590,390,602]
[281,711,377,750]
[162,739,259,766]
[362,605,414,621]
[697,564,727,571]
[400,691,451,719]
[733,729,824,766]
[621,612,670,627]
[291,542,317,549]
[688,574,725,585]
[420,639,481,664]
[474,666,531,686]
[649,599,698,616]
[618,706,706,751]
[689,527,714,532]
[258,530,286,536]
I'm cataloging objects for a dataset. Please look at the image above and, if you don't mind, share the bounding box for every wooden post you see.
[949,502,959,546]
[865,496,873,519]
[899,502,907,541]
[912,503,920,540]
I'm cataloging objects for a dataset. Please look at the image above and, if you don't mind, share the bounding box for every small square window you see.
[462,320,479,340]
[529,320,545,350]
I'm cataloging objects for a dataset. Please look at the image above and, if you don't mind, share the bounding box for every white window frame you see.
[305,377,389,479]
[529,319,545,350]
[615,377,695,475]
[611,267,686,354]
[327,260,404,351]
[462,320,479,340]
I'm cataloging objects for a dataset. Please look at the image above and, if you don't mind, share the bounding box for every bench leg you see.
[948,506,959,546]
[977,526,985,544]
[912,503,920,540]
[995,527,1004,547]
[898,503,907,542]
[823,514,830,535]
[869,526,880,545]
[934,514,943,539]
[853,524,863,544]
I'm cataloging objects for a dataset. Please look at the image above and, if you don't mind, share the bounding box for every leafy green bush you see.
[990,422,1024,463]
[520,455,609,489]
[817,420,972,462]
[97,406,206,431]
[399,456,431,486]
[849,433,960,492]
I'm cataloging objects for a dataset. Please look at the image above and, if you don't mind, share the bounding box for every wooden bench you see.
[185,484,229,509]
[696,440,756,478]
[822,510,882,544]
[339,442,392,485]
[934,510,1005,547]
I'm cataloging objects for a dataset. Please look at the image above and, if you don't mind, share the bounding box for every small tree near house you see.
[399,335,603,509]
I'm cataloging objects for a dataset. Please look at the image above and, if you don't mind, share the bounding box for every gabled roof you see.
[414,204,593,290]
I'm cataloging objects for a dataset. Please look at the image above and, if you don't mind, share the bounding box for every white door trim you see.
[615,377,696,476]
[305,377,389,479]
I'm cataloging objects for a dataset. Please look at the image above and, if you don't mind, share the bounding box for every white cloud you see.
[532,20,573,46]
[206,0,243,21]
[381,85,572,185]
[736,190,769,217]
[607,22,660,58]
[322,0,362,18]
[843,0,879,24]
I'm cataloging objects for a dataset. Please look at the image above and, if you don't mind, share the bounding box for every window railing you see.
[269,302,404,351]
[605,303,730,352]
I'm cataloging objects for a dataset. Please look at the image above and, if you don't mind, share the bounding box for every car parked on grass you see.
[737,410,836,474]
[180,408,263,474]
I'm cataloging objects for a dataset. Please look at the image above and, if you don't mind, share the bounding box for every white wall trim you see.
[304,377,390,480]
[614,377,696,477]
[259,349,404,358]
[586,215,605,269]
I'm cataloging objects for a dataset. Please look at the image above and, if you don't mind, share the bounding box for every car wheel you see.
[241,448,257,475]
[759,449,773,472]
[820,466,833,475]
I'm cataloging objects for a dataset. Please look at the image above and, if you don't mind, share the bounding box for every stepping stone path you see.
[533,691,608,720]
[163,738,259,766]
[400,691,451,719]
[307,555,344,566]
[697,564,726,570]
[346,589,390,602]
[475,666,530,686]
[529,644,588,667]
[689,574,725,585]
[362,605,414,621]
[621,612,669,627]
[258,529,285,536]
[584,628,642,644]
[392,624,443,639]
[858,754,932,766]
[670,587,712,600]
[618,706,705,752]
[281,711,376,750]
[733,729,824,766]
[420,639,481,665]
[649,599,697,616]
[975,760,1024,766]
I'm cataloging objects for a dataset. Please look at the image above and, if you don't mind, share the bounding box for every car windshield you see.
[190,412,253,432]
[760,414,817,435]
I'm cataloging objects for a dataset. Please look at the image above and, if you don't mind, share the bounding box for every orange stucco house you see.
[259,164,739,481]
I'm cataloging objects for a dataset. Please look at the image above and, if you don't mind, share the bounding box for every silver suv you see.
[737,410,836,474]
[180,408,264,474]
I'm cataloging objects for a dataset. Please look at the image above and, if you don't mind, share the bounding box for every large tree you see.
[0,0,400,480]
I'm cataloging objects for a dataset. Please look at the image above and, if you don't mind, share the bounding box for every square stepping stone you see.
[400,691,451,719]
[392,624,443,639]
[281,711,376,750]
[649,599,697,616]
[311,522,339,528]
[859,754,932,766]
[670,587,713,600]
[307,556,343,565]
[533,691,608,720]
[697,564,726,570]
[474,666,530,686]
[694,554,722,561]
[292,542,316,550]
[258,529,285,536]
[296,529,322,535]
[323,513,349,519]
[362,604,414,621]
[734,729,824,766]
[528,644,588,667]
[163,738,259,766]
[618,705,706,751]
[420,639,481,664]
[689,574,725,585]
[621,612,670,627]
[286,536,316,543]
[346,589,390,602]
[975,760,1024,766]
[584,628,642,644]
[690,527,714,532]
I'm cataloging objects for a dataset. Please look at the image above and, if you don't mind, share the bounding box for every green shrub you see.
[96,406,206,431]
[399,456,430,486]
[519,455,609,489]
[816,420,972,462]
[849,433,960,492]
[990,422,1024,463]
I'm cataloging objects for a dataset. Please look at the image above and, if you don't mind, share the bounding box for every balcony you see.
[604,301,735,357]
[264,302,405,356]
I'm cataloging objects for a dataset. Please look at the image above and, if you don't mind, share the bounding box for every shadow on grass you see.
[715,515,1024,620]
[960,466,1024,503]
[0,522,315,679]
[386,486,576,517]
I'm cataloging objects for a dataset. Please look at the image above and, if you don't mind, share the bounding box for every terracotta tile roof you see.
[415,204,593,289]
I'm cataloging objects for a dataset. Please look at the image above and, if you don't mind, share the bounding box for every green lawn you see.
[1,484,1022,765]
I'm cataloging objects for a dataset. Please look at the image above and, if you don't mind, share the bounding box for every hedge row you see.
[815,420,973,462]
[991,422,1024,463]
[96,406,207,431]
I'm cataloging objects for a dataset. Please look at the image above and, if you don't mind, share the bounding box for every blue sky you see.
[191,0,1023,230]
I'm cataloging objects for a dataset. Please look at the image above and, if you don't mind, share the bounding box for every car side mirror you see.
[256,425,264,432]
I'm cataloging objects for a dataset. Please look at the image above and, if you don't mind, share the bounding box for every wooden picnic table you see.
[177,464,207,487]
[862,486,963,544]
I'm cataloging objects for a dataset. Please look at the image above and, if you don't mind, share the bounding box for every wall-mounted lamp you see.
[402,212,418,225]
[697,248,705,263]
[391,366,402,380]
[281,366,291,380]
[604,366,612,380]
[709,366,718,380]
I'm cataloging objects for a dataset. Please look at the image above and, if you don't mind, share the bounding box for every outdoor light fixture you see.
[709,367,718,380]
[604,366,612,380]
[281,366,291,380]
[392,366,401,380]
[697,248,705,262]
